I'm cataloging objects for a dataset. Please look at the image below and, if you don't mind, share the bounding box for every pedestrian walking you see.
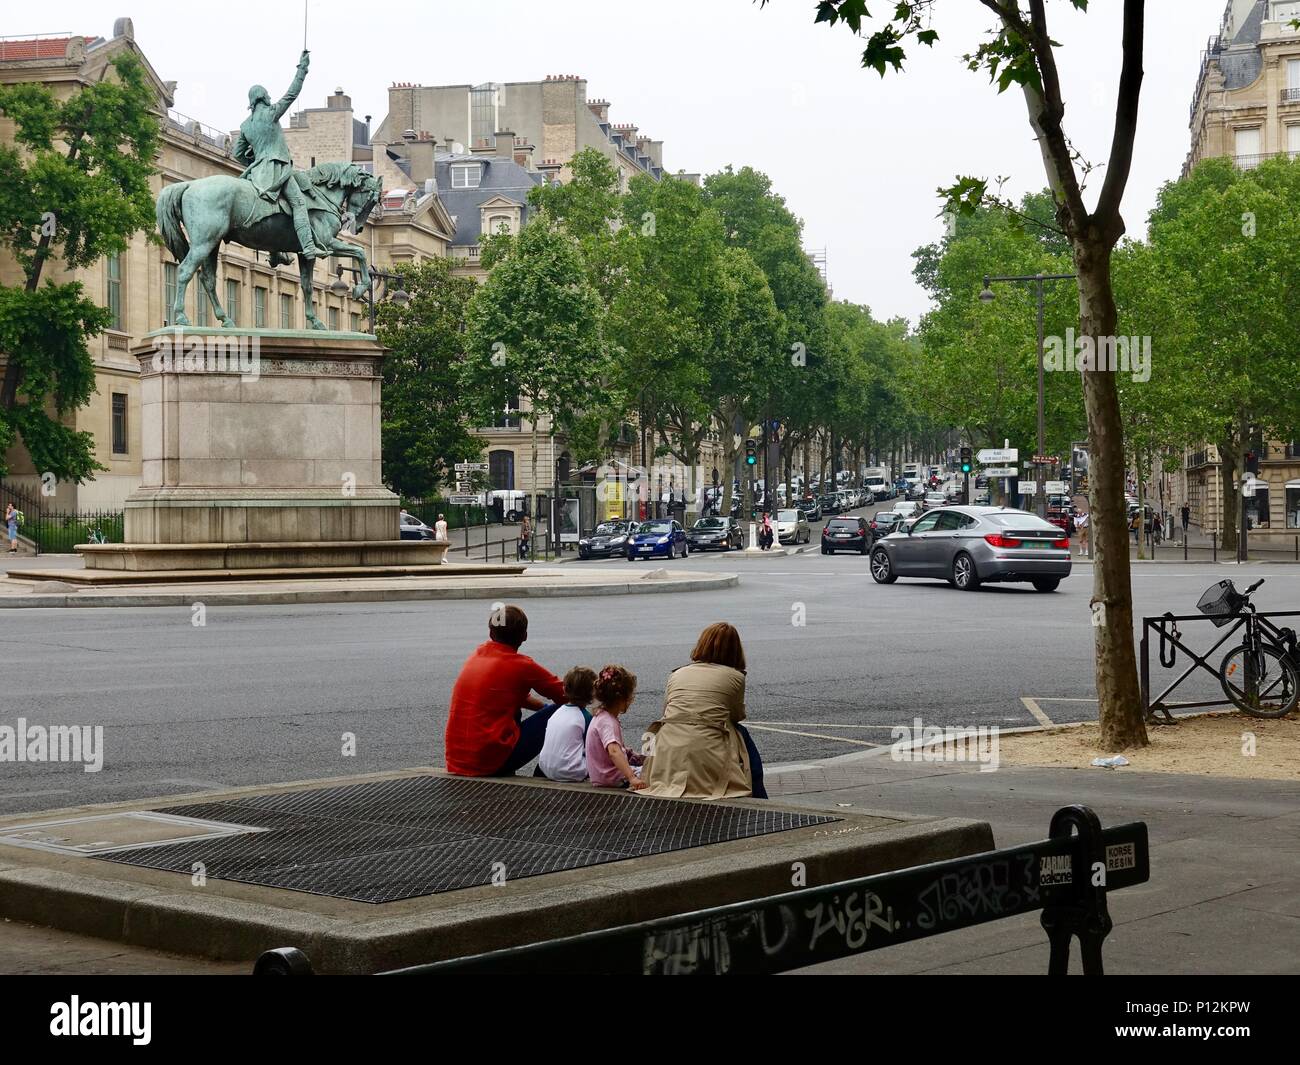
[434,513,448,541]
[517,514,531,561]
[1180,503,1190,540]
[1075,508,1089,556]
[1130,509,1141,544]
[760,512,774,550]
[5,502,17,554]
[1152,513,1163,545]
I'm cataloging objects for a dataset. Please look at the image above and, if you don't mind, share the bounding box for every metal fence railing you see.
[1,479,124,555]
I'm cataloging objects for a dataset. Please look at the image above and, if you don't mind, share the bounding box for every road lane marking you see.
[759,721,902,729]
[1020,696,1055,727]
[744,723,882,748]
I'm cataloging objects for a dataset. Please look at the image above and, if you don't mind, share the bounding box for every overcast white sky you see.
[13,0,1227,325]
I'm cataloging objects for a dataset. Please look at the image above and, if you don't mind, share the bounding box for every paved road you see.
[2,533,1297,814]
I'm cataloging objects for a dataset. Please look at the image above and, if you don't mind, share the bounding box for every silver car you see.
[776,508,810,545]
[869,506,1071,592]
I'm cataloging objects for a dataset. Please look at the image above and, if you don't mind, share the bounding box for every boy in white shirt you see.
[537,667,596,782]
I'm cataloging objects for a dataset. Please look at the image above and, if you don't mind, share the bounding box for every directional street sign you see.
[1044,480,1068,494]
[455,462,489,473]
[1020,481,1038,494]
[983,466,1018,478]
[449,494,477,506]
[977,448,1018,464]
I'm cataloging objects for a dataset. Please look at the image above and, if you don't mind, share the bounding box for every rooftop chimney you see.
[494,130,516,159]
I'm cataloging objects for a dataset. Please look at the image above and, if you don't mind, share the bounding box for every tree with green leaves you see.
[0,52,159,484]
[703,165,829,490]
[910,195,1082,461]
[463,219,609,521]
[1133,156,1300,552]
[374,258,485,499]
[779,0,1151,750]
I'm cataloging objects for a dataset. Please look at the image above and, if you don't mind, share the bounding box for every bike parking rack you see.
[254,804,1149,976]
[1140,609,1300,723]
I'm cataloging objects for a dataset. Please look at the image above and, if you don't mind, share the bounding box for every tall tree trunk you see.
[1218,435,1238,554]
[1078,240,1147,750]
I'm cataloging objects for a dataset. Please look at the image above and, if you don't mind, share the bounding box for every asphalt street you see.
[2,540,1298,814]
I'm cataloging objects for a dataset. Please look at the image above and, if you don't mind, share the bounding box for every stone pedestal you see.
[80,327,447,573]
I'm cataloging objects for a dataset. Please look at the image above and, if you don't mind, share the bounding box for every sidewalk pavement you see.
[0,564,737,608]
[767,750,1300,974]
[2,748,1294,974]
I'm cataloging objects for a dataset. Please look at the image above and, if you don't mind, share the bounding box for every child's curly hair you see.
[593,664,637,707]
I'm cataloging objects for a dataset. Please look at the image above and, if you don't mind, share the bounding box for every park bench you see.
[254,804,1149,976]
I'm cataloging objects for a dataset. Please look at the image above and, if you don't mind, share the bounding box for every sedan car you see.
[822,516,871,554]
[399,512,437,541]
[869,511,904,542]
[686,516,745,551]
[627,519,689,560]
[776,508,811,545]
[820,494,841,515]
[892,500,920,521]
[869,506,1071,592]
[799,498,822,522]
[578,519,640,559]
[923,492,947,511]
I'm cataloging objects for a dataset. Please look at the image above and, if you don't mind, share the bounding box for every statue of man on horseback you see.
[156,50,383,331]
[233,50,327,262]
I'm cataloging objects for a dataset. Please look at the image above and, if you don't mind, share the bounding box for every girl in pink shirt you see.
[586,665,645,789]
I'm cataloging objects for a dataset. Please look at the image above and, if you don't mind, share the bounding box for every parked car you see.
[626,519,689,560]
[820,494,841,515]
[799,498,822,522]
[869,511,905,543]
[578,519,641,559]
[399,512,437,541]
[686,516,745,551]
[869,506,1071,592]
[822,515,871,555]
[776,508,811,545]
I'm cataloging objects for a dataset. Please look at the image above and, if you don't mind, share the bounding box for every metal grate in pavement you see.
[94,776,837,904]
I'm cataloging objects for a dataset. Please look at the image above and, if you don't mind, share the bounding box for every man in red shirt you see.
[445,604,567,776]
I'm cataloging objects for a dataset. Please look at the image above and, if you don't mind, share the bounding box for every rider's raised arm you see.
[273,50,310,121]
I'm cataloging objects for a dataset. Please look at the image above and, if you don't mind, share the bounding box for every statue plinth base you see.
[81,328,444,574]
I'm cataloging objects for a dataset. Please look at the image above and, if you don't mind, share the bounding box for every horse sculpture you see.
[156,161,382,330]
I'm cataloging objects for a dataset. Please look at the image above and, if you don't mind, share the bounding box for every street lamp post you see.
[980,272,1077,518]
[329,265,410,334]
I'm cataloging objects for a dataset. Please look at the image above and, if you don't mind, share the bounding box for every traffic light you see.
[1245,450,1259,475]
[745,438,757,466]
[960,446,973,475]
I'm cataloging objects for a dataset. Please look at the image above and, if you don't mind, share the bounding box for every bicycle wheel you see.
[1218,644,1300,718]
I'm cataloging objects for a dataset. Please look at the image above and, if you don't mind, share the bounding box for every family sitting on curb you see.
[444,606,766,799]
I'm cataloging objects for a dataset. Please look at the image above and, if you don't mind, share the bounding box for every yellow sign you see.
[604,480,624,520]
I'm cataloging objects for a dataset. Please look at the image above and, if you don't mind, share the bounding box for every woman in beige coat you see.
[639,622,767,800]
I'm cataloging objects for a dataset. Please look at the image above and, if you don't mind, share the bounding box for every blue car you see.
[626,519,689,560]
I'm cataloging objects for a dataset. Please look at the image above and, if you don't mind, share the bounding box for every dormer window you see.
[451,164,481,189]
[487,215,512,235]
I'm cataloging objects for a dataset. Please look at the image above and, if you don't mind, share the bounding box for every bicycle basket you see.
[1197,580,1244,627]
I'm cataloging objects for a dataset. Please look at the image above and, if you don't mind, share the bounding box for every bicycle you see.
[1198,578,1300,718]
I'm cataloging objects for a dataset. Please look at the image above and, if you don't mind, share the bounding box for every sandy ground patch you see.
[991,712,1298,780]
